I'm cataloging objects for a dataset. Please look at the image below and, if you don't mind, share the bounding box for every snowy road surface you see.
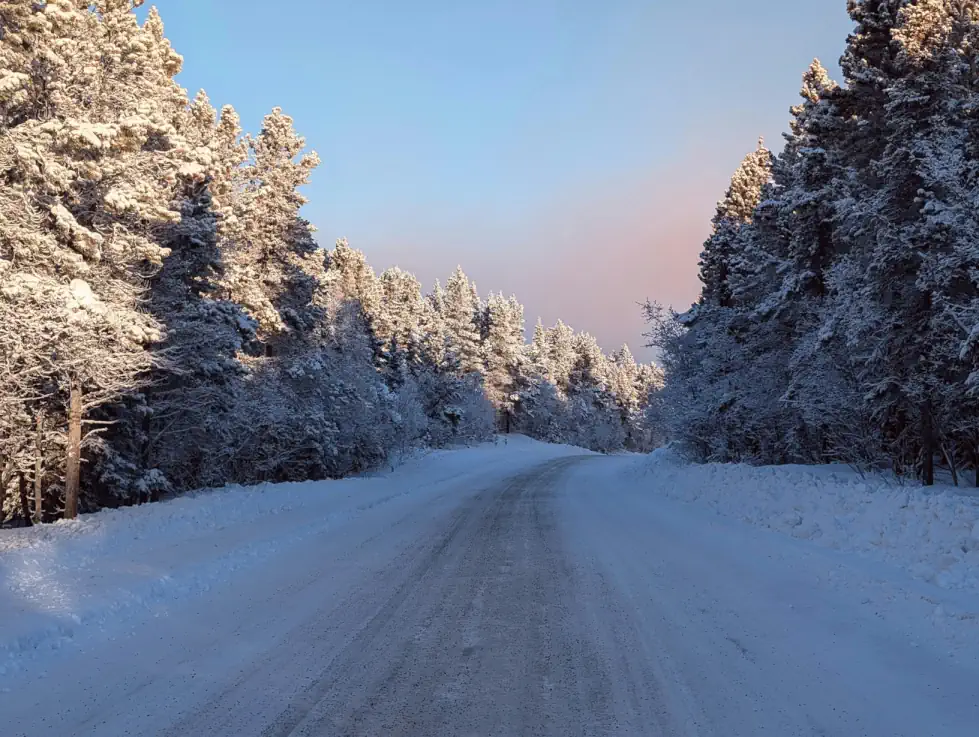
[2,439,979,736]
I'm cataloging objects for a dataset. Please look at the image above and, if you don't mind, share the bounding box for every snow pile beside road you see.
[635,447,979,592]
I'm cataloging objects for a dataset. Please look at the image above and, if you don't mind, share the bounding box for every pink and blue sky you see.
[152,0,853,359]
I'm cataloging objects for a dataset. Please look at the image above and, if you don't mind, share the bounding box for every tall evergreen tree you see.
[650,1,979,482]
[545,320,576,394]
[658,143,773,462]
[98,88,256,498]
[484,293,527,427]
[443,266,484,375]
[0,0,198,517]
[375,267,427,362]
[697,139,773,310]
[220,108,321,350]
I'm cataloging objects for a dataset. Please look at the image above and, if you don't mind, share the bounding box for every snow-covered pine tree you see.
[219,107,322,352]
[417,282,449,370]
[609,345,640,409]
[527,319,551,379]
[0,0,209,517]
[823,0,979,482]
[715,62,850,464]
[697,138,774,311]
[607,345,649,448]
[322,238,381,315]
[484,293,527,429]
[563,332,622,451]
[443,266,485,376]
[375,267,428,368]
[512,375,567,444]
[654,142,772,462]
[545,320,576,395]
[99,87,257,497]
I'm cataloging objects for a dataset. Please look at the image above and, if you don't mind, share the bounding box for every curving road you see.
[3,452,977,736]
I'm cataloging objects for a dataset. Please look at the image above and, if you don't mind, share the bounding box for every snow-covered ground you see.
[0,436,584,675]
[630,446,979,592]
[1,437,978,736]
[568,458,979,736]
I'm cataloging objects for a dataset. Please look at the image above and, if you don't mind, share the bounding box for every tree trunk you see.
[18,472,32,526]
[0,463,8,528]
[65,376,82,520]
[942,442,959,487]
[920,403,935,487]
[34,413,43,523]
[922,445,935,487]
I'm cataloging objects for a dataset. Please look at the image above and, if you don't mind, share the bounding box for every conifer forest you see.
[4,5,979,735]
[648,0,979,487]
[5,0,979,525]
[0,0,661,523]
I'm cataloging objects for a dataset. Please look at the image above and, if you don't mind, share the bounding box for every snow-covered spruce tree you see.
[714,64,853,465]
[0,0,214,517]
[375,267,428,364]
[323,238,382,317]
[609,345,639,412]
[608,344,653,450]
[190,111,341,483]
[417,279,449,370]
[746,60,864,465]
[218,107,323,351]
[511,319,567,442]
[97,89,258,498]
[569,332,609,391]
[509,317,656,453]
[512,374,568,444]
[443,266,485,376]
[324,240,431,463]
[484,293,527,430]
[565,332,625,452]
[232,235,376,482]
[409,277,493,447]
[698,138,773,310]
[381,283,488,448]
[545,320,576,394]
[653,141,773,462]
[822,0,979,483]
[527,319,550,378]
[321,247,494,451]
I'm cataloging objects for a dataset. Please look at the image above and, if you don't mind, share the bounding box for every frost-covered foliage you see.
[651,1,979,485]
[511,321,662,453]
[0,0,191,519]
[0,2,656,525]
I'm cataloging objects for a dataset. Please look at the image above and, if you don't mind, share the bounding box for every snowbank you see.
[633,447,979,593]
[0,435,586,673]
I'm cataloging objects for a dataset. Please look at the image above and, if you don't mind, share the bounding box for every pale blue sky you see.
[150,1,853,358]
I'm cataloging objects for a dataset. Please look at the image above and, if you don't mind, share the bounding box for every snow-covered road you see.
[2,439,978,736]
